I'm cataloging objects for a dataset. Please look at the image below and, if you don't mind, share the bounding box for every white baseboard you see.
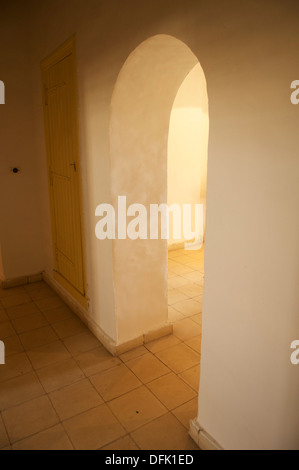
[43,272,173,357]
[116,323,173,356]
[189,419,223,450]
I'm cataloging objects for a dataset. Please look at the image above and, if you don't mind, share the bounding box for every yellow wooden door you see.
[41,38,86,302]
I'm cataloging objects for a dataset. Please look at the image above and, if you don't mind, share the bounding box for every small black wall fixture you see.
[11,167,21,174]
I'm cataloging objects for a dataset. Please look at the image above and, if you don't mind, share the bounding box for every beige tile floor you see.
[0,247,203,450]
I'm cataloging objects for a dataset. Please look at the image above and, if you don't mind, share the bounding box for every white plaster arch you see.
[110,34,208,346]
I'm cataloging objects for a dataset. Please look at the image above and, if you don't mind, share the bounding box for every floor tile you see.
[126,354,170,384]
[34,295,65,312]
[12,424,73,450]
[0,308,8,323]
[173,255,193,265]
[19,326,58,350]
[51,317,88,339]
[146,335,181,354]
[184,336,202,355]
[0,415,9,449]
[172,398,198,430]
[1,293,31,309]
[147,373,196,410]
[24,281,45,292]
[0,372,45,411]
[12,312,48,334]
[168,262,182,272]
[49,379,103,420]
[63,404,125,450]
[75,347,120,377]
[36,358,85,393]
[178,365,201,391]
[170,265,195,276]
[108,386,167,432]
[155,343,201,374]
[3,335,24,357]
[194,285,204,295]
[183,272,205,284]
[191,313,202,325]
[0,352,32,383]
[0,287,26,299]
[185,260,204,270]
[119,346,148,363]
[168,249,186,258]
[193,293,203,302]
[27,341,71,370]
[168,277,190,289]
[168,307,184,323]
[63,331,102,356]
[6,302,40,321]
[168,289,189,306]
[168,270,177,279]
[27,284,58,301]
[0,321,16,339]
[178,283,202,299]
[2,396,59,443]
[172,299,202,317]
[101,435,139,450]
[131,413,199,450]
[42,305,75,324]
[173,318,202,341]
[90,364,142,401]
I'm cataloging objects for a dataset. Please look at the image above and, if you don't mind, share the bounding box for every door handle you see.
[70,162,77,172]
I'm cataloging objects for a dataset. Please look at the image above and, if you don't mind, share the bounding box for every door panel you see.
[42,40,85,297]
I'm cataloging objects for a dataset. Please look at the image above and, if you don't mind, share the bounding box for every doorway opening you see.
[167,61,209,381]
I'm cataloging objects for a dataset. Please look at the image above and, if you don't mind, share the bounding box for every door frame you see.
[41,35,88,308]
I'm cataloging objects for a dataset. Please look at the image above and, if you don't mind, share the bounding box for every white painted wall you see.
[0,0,298,449]
[0,2,45,280]
[168,63,209,246]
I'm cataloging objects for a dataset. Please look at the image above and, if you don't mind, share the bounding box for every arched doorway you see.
[110,34,209,350]
[167,62,209,363]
